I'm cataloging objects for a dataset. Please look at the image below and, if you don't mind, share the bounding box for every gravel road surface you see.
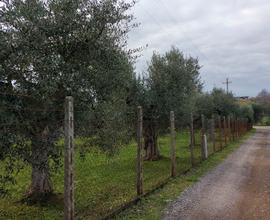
[164,127,270,220]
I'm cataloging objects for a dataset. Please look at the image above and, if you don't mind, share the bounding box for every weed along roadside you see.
[112,129,256,220]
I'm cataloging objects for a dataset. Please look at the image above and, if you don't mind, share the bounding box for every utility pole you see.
[223,78,232,94]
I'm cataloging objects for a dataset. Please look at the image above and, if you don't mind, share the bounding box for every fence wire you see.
[0,96,252,220]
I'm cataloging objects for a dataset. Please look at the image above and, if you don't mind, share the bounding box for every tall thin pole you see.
[228,116,231,142]
[136,106,143,196]
[170,111,177,177]
[64,96,74,220]
[190,113,195,167]
[223,78,232,94]
[218,115,223,150]
[223,116,227,146]
[232,115,236,141]
[211,115,216,152]
[201,114,206,160]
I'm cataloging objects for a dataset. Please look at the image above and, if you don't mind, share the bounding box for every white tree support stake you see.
[203,134,208,159]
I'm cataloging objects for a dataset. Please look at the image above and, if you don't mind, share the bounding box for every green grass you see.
[257,116,270,126]
[112,129,256,220]
[0,129,253,220]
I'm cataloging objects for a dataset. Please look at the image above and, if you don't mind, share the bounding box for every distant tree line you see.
[252,89,270,125]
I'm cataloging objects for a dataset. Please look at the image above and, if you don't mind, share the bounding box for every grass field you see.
[113,129,255,220]
[0,130,203,220]
[258,116,270,126]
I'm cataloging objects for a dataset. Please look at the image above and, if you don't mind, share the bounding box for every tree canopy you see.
[0,0,136,199]
[195,88,239,118]
[0,0,256,202]
[131,47,202,160]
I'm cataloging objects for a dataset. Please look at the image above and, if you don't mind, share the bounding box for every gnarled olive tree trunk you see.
[26,128,53,202]
[143,120,160,160]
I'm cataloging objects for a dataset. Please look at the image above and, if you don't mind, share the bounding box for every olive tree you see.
[195,88,240,117]
[0,0,136,201]
[137,47,202,160]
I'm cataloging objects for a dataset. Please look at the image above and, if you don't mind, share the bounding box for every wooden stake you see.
[236,118,239,138]
[232,116,236,141]
[218,115,223,150]
[136,106,143,196]
[170,111,177,177]
[223,116,227,146]
[227,116,231,142]
[189,113,195,167]
[201,114,206,160]
[203,134,208,159]
[64,96,74,220]
[211,115,216,152]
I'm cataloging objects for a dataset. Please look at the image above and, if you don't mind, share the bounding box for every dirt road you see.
[164,127,270,220]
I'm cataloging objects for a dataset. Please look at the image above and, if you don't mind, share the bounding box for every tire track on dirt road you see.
[163,127,270,220]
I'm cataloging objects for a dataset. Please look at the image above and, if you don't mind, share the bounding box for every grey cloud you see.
[128,0,270,96]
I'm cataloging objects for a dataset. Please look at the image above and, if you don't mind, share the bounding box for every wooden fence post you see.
[170,111,177,177]
[64,96,74,220]
[239,119,242,136]
[211,115,216,152]
[218,115,223,150]
[228,116,232,142]
[233,116,236,141]
[238,119,240,137]
[190,113,195,167]
[243,119,245,134]
[234,117,237,139]
[232,117,234,140]
[236,118,239,139]
[240,119,243,136]
[237,118,240,138]
[203,134,208,159]
[201,114,206,160]
[239,119,242,137]
[223,116,227,146]
[137,106,143,196]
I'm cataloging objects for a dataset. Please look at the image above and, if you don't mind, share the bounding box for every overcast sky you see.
[128,0,270,97]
